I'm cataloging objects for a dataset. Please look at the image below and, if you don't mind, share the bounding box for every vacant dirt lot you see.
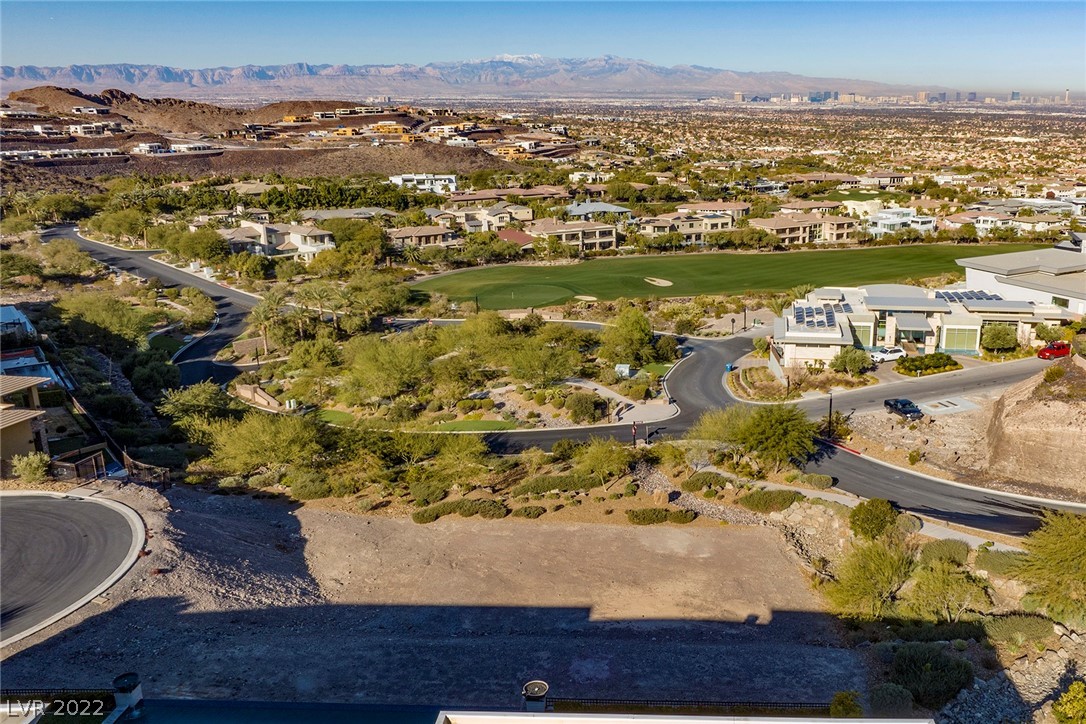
[1,484,863,708]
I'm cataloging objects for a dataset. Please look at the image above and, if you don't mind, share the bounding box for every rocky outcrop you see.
[986,360,1086,496]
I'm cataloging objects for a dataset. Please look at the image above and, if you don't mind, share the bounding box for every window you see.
[942,327,979,353]
[1053,296,1069,309]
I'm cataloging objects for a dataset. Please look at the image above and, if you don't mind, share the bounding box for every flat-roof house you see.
[942,211,1016,235]
[749,214,857,245]
[779,200,843,215]
[525,218,617,253]
[957,245,1086,315]
[676,201,751,219]
[868,208,937,237]
[389,174,457,195]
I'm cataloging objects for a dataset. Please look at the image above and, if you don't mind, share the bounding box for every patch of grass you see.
[412,244,1046,309]
[431,419,518,431]
[983,614,1053,645]
[975,548,1027,577]
[318,409,356,426]
[149,334,184,354]
[640,362,674,376]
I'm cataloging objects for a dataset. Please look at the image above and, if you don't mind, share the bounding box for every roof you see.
[0,375,52,396]
[0,406,44,428]
[565,202,632,216]
[864,296,952,313]
[957,248,1086,276]
[960,299,1036,314]
[781,200,843,210]
[496,229,536,247]
[995,273,1086,299]
[893,313,934,332]
[389,225,450,238]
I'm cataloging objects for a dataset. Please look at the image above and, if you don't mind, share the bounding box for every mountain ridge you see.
[1,56,943,101]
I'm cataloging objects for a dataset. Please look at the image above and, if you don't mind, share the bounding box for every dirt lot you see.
[1,483,863,708]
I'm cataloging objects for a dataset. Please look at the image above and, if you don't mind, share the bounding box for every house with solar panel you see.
[767,282,1076,379]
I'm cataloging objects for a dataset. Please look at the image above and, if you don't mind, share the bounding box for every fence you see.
[546,696,830,714]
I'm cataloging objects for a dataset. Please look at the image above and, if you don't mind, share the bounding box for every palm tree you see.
[247,302,278,357]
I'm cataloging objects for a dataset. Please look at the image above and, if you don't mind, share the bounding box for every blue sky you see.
[2,2,1084,92]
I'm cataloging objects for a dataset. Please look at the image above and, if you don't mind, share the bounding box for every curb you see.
[0,490,146,648]
[169,313,220,363]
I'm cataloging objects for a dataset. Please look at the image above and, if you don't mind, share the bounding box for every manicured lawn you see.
[318,409,357,426]
[640,363,675,376]
[413,244,1046,310]
[149,334,184,354]
[431,420,519,431]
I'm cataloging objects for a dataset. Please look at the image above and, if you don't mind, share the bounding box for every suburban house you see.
[445,186,569,208]
[749,214,857,244]
[223,221,336,262]
[637,212,735,244]
[0,375,51,468]
[957,244,1086,316]
[299,207,396,222]
[868,208,938,237]
[496,229,538,252]
[778,200,843,215]
[942,211,1016,235]
[388,174,457,194]
[766,282,1076,380]
[430,205,519,233]
[779,172,860,189]
[0,307,66,387]
[676,201,752,221]
[388,225,460,248]
[1013,215,1069,233]
[524,218,618,252]
[565,202,633,221]
[857,171,914,189]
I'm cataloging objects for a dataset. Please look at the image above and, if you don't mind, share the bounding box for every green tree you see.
[1033,323,1063,344]
[686,405,756,466]
[600,307,655,365]
[434,434,488,479]
[575,437,632,486]
[907,559,990,623]
[849,498,899,540]
[740,404,817,472]
[209,412,323,475]
[39,239,96,276]
[0,252,43,281]
[829,347,873,377]
[1015,511,1086,629]
[158,381,247,445]
[828,691,863,718]
[827,538,915,618]
[508,339,578,387]
[55,291,152,354]
[1053,680,1086,724]
[981,323,1018,352]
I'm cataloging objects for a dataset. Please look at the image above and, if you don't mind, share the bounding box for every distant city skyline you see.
[1,1,1084,94]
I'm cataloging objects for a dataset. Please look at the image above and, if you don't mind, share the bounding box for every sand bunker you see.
[574,295,598,301]
[644,277,674,287]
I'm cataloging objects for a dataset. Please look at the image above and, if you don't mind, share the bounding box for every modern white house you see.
[957,244,1086,315]
[389,174,458,195]
[868,207,937,237]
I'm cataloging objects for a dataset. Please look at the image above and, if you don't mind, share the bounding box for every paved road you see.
[49,226,1078,534]
[44,226,257,385]
[0,495,140,645]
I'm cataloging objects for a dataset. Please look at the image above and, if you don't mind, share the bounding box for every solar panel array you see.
[793,302,850,330]
[935,290,1003,302]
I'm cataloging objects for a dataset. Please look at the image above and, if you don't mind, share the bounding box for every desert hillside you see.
[987,357,1086,495]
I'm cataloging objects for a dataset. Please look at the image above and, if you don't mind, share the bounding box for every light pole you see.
[826,391,834,438]
[743,305,747,330]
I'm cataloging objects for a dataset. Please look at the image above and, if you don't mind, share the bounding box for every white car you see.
[870,346,908,364]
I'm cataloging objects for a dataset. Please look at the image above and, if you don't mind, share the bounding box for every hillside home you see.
[525,218,617,252]
[957,245,1086,316]
[565,202,633,221]
[389,174,457,195]
[749,214,857,244]
[942,212,1016,235]
[388,225,460,249]
[778,200,843,215]
[226,221,335,262]
[868,208,937,237]
[676,201,751,221]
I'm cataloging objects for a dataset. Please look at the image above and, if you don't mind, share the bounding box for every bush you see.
[11,451,51,483]
[624,482,639,496]
[412,499,510,524]
[510,474,596,496]
[908,449,922,465]
[681,471,726,492]
[409,476,451,506]
[550,438,584,461]
[737,489,804,513]
[703,488,718,499]
[920,539,970,566]
[896,513,923,534]
[895,352,963,376]
[800,473,834,489]
[829,690,862,718]
[890,642,973,708]
[893,620,985,643]
[512,506,546,519]
[565,391,603,423]
[626,508,670,525]
[849,498,898,540]
[667,510,697,524]
[974,548,1026,576]
[869,682,913,717]
[1044,365,1067,383]
[1053,680,1086,724]
[982,614,1053,645]
[286,470,333,500]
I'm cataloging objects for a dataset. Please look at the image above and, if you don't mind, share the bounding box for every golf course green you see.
[412,244,1046,310]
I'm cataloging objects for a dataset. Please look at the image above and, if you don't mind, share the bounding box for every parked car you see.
[871,346,908,364]
[884,398,924,421]
[1037,341,1072,360]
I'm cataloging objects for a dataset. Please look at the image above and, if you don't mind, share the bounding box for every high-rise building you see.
[955,92,961,102]
[917,91,929,102]
[967,92,977,102]
[734,92,745,102]
[1067,89,1072,103]
[1010,91,1021,101]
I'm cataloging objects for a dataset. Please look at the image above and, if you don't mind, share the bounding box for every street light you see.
[826,390,834,438]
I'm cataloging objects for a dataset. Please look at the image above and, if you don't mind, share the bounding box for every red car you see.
[1037,341,1072,360]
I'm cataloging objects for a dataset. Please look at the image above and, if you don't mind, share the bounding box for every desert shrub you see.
[982,614,1053,645]
[908,449,922,465]
[412,499,509,524]
[896,513,923,534]
[849,498,898,540]
[737,489,804,513]
[1016,511,1086,629]
[892,620,985,643]
[512,506,547,519]
[11,452,50,483]
[829,690,862,718]
[1044,365,1067,383]
[974,548,1027,576]
[626,508,670,525]
[409,476,451,506]
[1053,680,1086,724]
[890,642,973,708]
[624,482,639,496]
[550,438,584,461]
[667,510,697,524]
[286,470,333,500]
[869,682,913,717]
[827,538,915,619]
[920,539,970,566]
[799,472,834,489]
[703,488,718,499]
[510,474,596,496]
[682,471,725,492]
[895,352,963,376]
[808,498,851,517]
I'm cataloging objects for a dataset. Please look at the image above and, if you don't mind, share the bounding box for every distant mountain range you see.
[0,56,939,100]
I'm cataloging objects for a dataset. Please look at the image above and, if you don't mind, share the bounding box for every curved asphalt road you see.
[0,494,143,646]
[52,225,1081,535]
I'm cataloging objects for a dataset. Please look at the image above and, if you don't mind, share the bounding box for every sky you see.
[1,1,1084,92]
